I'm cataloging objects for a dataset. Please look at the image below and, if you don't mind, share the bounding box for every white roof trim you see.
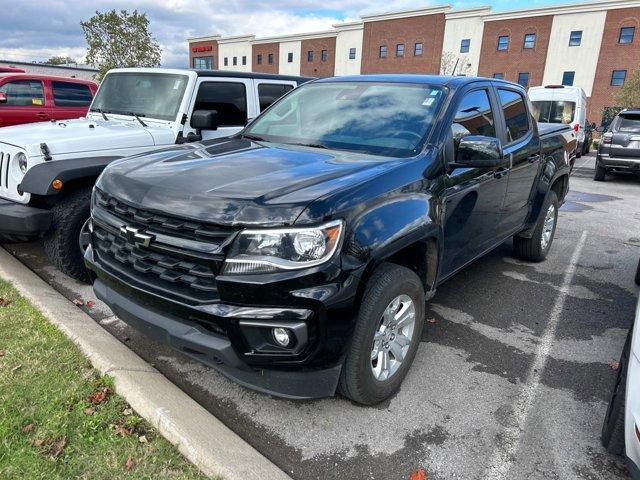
[332,20,364,31]
[252,30,338,44]
[361,5,451,22]
[218,34,255,44]
[187,34,221,43]
[484,0,640,21]
[446,6,492,19]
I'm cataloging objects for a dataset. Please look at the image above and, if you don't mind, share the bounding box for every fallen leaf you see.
[32,438,45,447]
[21,423,34,434]
[0,298,11,307]
[610,361,620,371]
[138,435,148,443]
[0,349,5,357]
[50,436,66,458]
[11,364,22,373]
[409,468,428,480]
[88,387,112,405]
[83,407,95,416]
[86,300,95,308]
[426,318,436,324]
[125,457,136,471]
[72,299,84,306]
[122,408,133,416]
[115,425,134,437]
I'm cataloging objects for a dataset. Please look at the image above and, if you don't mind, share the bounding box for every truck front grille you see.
[93,224,222,304]
[94,189,233,246]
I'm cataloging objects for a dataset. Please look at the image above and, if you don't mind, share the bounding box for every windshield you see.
[531,100,576,124]
[90,72,188,121]
[244,81,447,157]
[615,114,640,133]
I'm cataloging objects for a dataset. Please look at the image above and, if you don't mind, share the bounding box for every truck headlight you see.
[223,220,343,274]
[15,152,28,175]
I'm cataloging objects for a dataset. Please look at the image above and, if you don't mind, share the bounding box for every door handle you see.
[528,154,541,164]
[37,112,49,119]
[494,167,509,179]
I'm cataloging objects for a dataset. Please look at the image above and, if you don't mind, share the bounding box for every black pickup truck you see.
[84,75,576,405]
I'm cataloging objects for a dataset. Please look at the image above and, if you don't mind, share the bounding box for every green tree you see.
[614,68,640,109]
[80,9,161,80]
[44,55,77,66]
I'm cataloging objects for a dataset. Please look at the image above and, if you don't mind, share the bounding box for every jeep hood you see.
[0,117,172,158]
[96,137,406,226]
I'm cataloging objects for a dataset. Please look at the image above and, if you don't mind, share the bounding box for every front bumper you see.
[0,199,51,241]
[597,153,640,170]
[85,243,360,399]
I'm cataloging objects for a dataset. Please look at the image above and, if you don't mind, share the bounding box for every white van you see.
[529,85,588,157]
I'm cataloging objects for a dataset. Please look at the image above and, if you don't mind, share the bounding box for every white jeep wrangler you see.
[0,67,311,280]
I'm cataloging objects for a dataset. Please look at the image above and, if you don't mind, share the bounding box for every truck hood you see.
[96,137,406,226]
[0,117,168,158]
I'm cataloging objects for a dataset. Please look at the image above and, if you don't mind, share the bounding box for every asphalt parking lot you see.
[4,152,639,480]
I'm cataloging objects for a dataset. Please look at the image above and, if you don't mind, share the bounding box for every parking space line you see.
[483,230,588,480]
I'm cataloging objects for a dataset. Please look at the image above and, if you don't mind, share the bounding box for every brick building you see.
[188,0,640,122]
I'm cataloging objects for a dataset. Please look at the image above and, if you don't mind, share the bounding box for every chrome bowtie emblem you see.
[120,225,154,248]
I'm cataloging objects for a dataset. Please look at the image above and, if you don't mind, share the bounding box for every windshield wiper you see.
[242,133,265,142]
[126,112,147,127]
[90,108,109,121]
[289,142,329,149]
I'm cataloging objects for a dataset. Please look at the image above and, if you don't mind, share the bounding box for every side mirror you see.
[453,135,503,168]
[190,110,218,131]
[0,92,6,104]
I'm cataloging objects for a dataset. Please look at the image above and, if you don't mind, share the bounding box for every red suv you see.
[0,74,98,127]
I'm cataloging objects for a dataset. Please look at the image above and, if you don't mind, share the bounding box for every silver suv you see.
[595,109,640,181]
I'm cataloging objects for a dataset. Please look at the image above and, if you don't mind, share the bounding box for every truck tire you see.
[513,190,559,262]
[635,259,640,286]
[601,330,631,455]
[338,263,425,405]
[43,187,92,283]
[594,163,606,181]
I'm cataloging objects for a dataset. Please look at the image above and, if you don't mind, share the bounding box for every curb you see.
[0,247,292,480]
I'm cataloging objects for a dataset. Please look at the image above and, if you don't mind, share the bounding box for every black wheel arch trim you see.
[19,156,123,196]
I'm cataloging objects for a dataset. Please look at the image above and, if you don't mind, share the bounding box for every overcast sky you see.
[0,0,581,68]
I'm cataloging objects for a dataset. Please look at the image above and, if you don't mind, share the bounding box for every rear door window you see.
[498,89,530,143]
[615,114,640,133]
[194,82,247,127]
[531,100,575,124]
[452,89,496,140]
[0,80,44,106]
[257,83,293,111]
[52,81,93,107]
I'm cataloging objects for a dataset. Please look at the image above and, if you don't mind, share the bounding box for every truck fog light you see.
[273,327,291,347]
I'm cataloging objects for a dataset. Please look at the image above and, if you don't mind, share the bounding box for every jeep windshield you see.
[243,81,447,157]
[90,72,189,122]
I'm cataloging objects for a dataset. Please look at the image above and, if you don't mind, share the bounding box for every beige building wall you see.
[441,7,489,76]
[279,40,302,75]
[334,22,363,76]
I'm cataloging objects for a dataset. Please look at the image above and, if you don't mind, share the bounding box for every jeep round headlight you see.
[223,220,343,274]
[16,152,28,175]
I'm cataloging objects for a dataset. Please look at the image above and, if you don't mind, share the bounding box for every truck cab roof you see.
[314,74,524,89]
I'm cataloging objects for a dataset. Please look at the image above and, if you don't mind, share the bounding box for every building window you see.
[396,44,405,57]
[493,73,504,79]
[569,30,582,46]
[268,53,274,64]
[223,57,228,66]
[287,52,293,63]
[232,56,237,66]
[460,39,470,53]
[517,72,530,87]
[611,70,627,86]
[242,56,246,65]
[321,49,328,61]
[349,48,356,59]
[307,50,314,62]
[414,43,423,56]
[379,45,387,58]
[257,54,262,65]
[497,35,509,51]
[562,71,575,86]
[619,27,635,44]
[524,33,536,49]
[192,56,213,69]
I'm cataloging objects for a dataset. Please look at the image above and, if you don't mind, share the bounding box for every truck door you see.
[440,86,510,277]
[0,78,48,126]
[50,80,94,121]
[186,77,255,141]
[495,87,542,235]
